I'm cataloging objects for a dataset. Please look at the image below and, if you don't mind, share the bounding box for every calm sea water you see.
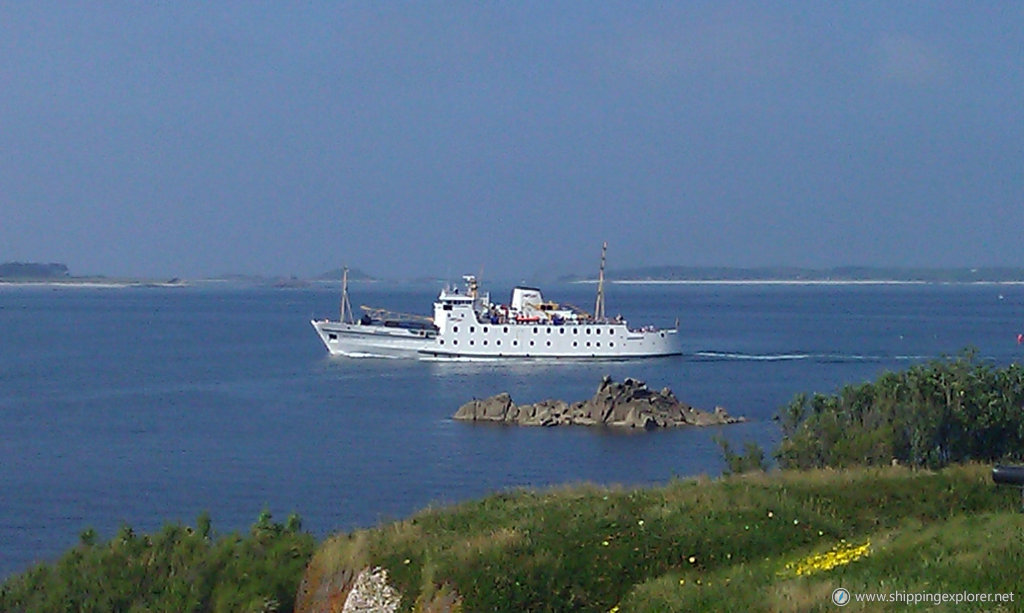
[2,281,1023,578]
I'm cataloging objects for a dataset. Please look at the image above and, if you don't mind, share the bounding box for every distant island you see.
[560,266,1024,284]
[0,262,184,287]
[0,262,70,280]
[314,267,376,282]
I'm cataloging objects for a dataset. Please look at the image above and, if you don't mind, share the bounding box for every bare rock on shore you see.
[453,376,745,429]
[342,567,402,613]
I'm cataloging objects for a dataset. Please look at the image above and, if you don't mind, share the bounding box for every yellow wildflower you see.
[781,540,871,577]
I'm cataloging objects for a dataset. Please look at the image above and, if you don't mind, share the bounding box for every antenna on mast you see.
[594,241,607,321]
[340,267,354,323]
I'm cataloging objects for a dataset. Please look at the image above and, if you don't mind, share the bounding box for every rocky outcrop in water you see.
[453,376,744,429]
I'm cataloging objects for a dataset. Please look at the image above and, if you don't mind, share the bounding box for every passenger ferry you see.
[311,246,681,359]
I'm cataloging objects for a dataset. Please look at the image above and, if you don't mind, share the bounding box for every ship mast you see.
[340,267,354,323]
[594,241,607,322]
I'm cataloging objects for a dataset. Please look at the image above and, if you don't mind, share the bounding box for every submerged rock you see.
[453,376,745,429]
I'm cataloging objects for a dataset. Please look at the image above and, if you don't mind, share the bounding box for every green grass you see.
[621,512,1021,612]
[299,464,1022,612]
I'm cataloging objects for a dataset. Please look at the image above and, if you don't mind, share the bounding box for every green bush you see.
[775,350,1024,470]
[715,435,768,475]
[0,511,315,613]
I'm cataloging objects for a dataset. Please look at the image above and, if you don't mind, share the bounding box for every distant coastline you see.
[563,266,1024,285]
[597,279,1024,286]
[0,261,187,288]
[8,261,1024,287]
[0,280,188,289]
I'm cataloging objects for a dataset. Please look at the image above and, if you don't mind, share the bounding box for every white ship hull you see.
[313,256,681,360]
[312,318,680,359]
[311,320,436,358]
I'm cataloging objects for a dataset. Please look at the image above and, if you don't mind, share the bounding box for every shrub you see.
[0,511,316,613]
[775,350,1024,470]
[715,436,768,475]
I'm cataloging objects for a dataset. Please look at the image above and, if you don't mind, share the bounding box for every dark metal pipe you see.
[992,465,1024,511]
[992,465,1024,486]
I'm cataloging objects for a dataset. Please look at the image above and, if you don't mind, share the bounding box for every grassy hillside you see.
[298,463,1021,612]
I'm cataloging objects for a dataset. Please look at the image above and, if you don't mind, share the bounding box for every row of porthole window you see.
[438,339,613,348]
[453,325,615,336]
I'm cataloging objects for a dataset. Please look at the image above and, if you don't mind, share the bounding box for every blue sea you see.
[2,281,1023,578]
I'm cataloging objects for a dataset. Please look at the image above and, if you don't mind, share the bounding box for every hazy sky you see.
[3,2,1022,280]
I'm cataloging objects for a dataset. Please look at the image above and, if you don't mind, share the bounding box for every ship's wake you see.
[692,351,932,363]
